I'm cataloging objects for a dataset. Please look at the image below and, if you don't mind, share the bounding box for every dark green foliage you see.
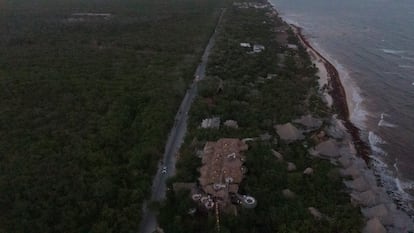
[198,77,221,98]
[0,0,230,232]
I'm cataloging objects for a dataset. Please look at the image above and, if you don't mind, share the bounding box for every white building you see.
[240,43,251,48]
[253,44,265,53]
[201,117,221,129]
[287,44,298,50]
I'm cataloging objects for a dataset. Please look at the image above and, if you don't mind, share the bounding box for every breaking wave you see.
[368,131,387,155]
[271,0,414,218]
[273,3,414,216]
[398,64,414,69]
[371,156,414,213]
[401,56,414,61]
[378,113,398,128]
[381,48,406,55]
[368,131,386,145]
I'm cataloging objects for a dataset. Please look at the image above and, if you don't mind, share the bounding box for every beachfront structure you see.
[274,123,304,142]
[223,120,239,129]
[253,44,265,53]
[198,138,255,209]
[201,117,220,129]
[287,44,298,50]
[240,43,251,48]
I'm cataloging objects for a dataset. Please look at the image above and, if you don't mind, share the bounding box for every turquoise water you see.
[270,0,414,214]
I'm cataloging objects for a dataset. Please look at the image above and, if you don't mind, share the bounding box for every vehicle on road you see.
[161,166,167,174]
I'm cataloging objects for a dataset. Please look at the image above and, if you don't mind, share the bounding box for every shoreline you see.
[274,6,414,230]
[287,19,414,231]
[283,12,414,220]
[158,2,414,231]
[290,25,372,163]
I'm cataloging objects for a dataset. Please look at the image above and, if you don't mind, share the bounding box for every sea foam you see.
[398,65,414,69]
[368,131,387,155]
[401,56,414,61]
[381,48,406,55]
[378,113,398,128]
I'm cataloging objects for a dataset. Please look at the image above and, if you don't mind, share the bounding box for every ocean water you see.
[269,0,414,213]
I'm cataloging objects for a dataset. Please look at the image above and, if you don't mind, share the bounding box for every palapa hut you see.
[344,176,370,192]
[293,114,322,130]
[340,164,362,178]
[351,190,380,207]
[362,204,390,221]
[363,218,387,233]
[274,123,304,142]
[314,139,340,158]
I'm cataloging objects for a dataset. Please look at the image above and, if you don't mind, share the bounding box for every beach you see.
[271,5,414,231]
[270,0,414,218]
[290,25,371,163]
[156,1,414,231]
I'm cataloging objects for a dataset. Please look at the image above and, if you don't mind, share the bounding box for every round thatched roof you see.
[351,190,379,207]
[314,139,340,158]
[345,176,370,192]
[293,115,322,129]
[274,123,304,142]
[363,217,386,233]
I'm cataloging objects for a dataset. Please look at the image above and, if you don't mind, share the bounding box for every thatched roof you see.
[287,162,296,172]
[351,190,379,207]
[274,123,304,142]
[314,139,340,158]
[282,189,296,199]
[392,211,414,231]
[362,204,389,220]
[326,116,346,139]
[344,177,370,192]
[339,142,357,157]
[303,167,314,175]
[340,164,361,178]
[201,142,215,164]
[223,120,239,129]
[198,138,248,201]
[293,115,322,129]
[363,218,386,233]
[201,117,220,129]
[338,156,353,168]
[228,184,239,194]
[363,172,377,188]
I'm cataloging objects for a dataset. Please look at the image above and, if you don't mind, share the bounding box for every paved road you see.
[138,9,225,233]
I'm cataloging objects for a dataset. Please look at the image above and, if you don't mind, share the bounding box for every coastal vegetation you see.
[0,0,228,232]
[158,1,362,232]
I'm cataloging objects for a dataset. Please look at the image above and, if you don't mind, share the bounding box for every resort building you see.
[197,138,256,210]
[240,43,251,48]
[201,117,221,129]
[253,44,265,53]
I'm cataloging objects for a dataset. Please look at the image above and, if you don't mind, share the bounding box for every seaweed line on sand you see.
[291,24,372,162]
